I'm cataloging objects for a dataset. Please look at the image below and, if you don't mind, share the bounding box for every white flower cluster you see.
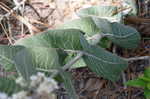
[12,91,31,99]
[0,72,58,99]
[30,72,58,94]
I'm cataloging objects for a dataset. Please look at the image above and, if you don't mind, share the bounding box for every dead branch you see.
[125,56,150,62]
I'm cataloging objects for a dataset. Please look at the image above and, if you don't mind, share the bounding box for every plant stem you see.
[51,52,83,78]
[62,52,84,70]
[112,46,127,89]
[125,56,150,61]
[87,33,104,45]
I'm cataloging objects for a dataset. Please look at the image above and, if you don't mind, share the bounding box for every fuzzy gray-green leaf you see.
[0,45,24,71]
[80,36,128,81]
[0,77,21,95]
[109,22,141,48]
[77,5,122,22]
[15,29,83,50]
[14,48,37,81]
[59,17,101,36]
[15,29,84,70]
[27,47,60,69]
[61,72,78,99]
[92,17,141,49]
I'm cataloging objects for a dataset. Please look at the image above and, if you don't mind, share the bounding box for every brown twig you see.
[0,0,41,35]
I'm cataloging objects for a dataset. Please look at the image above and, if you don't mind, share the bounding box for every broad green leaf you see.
[139,76,150,82]
[144,89,150,99]
[14,47,62,80]
[92,17,141,49]
[109,22,141,48]
[0,45,24,71]
[59,17,101,36]
[14,48,37,81]
[0,77,21,95]
[144,67,150,78]
[26,47,60,69]
[15,29,85,70]
[147,83,150,90]
[80,35,128,81]
[92,17,112,33]
[15,29,83,50]
[126,78,146,88]
[77,5,122,22]
[61,72,78,99]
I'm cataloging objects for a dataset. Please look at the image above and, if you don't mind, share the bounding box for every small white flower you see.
[16,77,27,87]
[37,72,45,77]
[47,78,58,89]
[37,78,58,94]
[30,75,37,81]
[30,72,45,87]
[12,91,31,99]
